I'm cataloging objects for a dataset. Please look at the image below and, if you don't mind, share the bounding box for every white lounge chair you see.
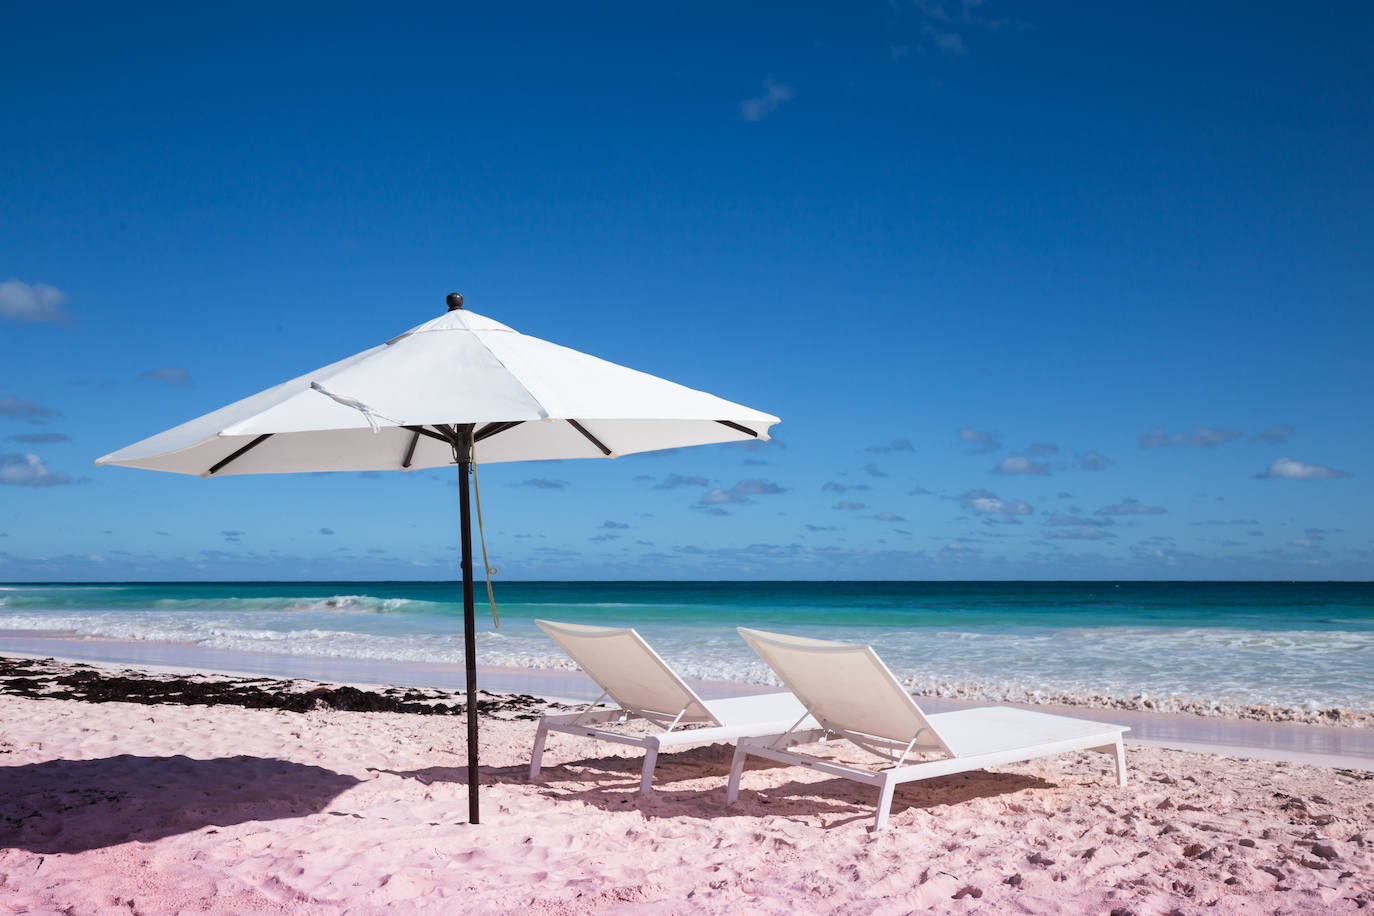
[728,627,1130,830]
[529,619,814,794]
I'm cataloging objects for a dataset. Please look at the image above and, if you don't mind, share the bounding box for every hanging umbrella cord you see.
[467,431,500,629]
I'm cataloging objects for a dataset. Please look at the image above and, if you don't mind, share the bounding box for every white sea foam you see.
[520,602,652,609]
[3,601,1372,712]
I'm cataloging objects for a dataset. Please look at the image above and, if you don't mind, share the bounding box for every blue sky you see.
[2,1,1371,581]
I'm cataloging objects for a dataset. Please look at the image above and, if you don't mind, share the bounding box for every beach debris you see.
[0,656,565,719]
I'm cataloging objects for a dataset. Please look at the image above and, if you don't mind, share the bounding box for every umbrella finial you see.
[446,292,464,311]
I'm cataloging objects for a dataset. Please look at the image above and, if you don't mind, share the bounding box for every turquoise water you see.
[2,580,1372,709]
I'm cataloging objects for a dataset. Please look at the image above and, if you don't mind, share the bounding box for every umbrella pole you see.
[457,456,480,824]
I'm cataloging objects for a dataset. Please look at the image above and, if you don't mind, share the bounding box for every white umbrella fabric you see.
[97,294,779,823]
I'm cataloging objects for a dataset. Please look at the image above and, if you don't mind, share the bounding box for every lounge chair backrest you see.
[536,619,716,724]
[738,627,950,753]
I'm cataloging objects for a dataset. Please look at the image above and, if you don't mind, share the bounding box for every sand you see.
[2,670,1372,915]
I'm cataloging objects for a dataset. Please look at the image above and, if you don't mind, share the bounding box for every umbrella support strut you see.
[455,431,480,824]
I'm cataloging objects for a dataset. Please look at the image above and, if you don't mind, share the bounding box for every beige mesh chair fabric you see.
[735,628,952,754]
[535,619,715,726]
[730,627,1130,830]
[530,620,812,794]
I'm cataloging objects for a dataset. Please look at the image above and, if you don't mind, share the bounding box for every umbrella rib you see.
[716,419,759,438]
[403,425,453,445]
[475,420,524,443]
[401,429,420,469]
[207,434,273,476]
[566,419,612,456]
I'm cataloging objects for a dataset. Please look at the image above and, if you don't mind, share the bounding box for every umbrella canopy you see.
[97,303,777,475]
[96,295,779,825]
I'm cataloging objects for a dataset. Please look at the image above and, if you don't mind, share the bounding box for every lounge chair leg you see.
[1113,737,1127,788]
[874,775,896,832]
[640,743,659,794]
[726,743,747,805]
[529,720,549,781]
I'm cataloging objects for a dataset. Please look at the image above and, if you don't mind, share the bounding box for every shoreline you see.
[4,628,1372,728]
[3,634,1373,770]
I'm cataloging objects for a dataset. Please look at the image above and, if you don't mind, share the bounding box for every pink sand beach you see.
[1,659,1371,914]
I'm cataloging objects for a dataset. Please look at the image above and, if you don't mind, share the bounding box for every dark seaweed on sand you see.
[0,656,556,719]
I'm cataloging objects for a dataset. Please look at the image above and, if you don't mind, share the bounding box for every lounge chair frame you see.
[529,620,811,794]
[727,627,1129,830]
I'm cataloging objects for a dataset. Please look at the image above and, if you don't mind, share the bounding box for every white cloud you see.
[1252,425,1294,444]
[907,0,1028,59]
[911,0,964,23]
[515,478,568,490]
[137,367,190,386]
[1078,449,1111,471]
[699,478,787,508]
[866,439,915,454]
[739,77,795,122]
[0,453,71,487]
[1044,514,1112,528]
[1256,457,1349,481]
[700,488,741,505]
[911,0,1027,31]
[1139,426,1242,449]
[1044,527,1116,540]
[923,24,967,53]
[958,428,1001,453]
[992,455,1050,475]
[655,474,708,489]
[823,481,869,493]
[0,396,61,424]
[6,432,68,444]
[959,488,1031,515]
[874,512,906,522]
[1095,498,1167,516]
[731,478,788,496]
[0,280,68,323]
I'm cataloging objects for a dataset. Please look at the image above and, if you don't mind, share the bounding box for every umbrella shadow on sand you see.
[0,754,361,854]
[379,743,1054,829]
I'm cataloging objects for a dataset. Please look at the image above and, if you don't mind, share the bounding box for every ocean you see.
[1,580,1371,712]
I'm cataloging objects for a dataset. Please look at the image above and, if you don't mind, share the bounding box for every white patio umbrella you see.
[96,293,779,823]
